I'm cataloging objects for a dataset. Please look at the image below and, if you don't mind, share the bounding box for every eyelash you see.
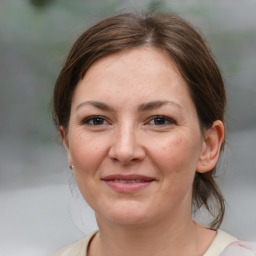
[81,116,109,126]
[146,115,176,126]
[80,115,176,127]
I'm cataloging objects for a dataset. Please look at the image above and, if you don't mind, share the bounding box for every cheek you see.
[68,134,108,207]
[150,134,200,179]
[69,134,108,178]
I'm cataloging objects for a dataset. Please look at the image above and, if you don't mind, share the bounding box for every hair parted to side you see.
[53,12,226,229]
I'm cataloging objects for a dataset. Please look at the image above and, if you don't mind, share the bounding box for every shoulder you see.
[204,229,237,256]
[204,229,256,256]
[220,241,256,256]
[51,232,97,256]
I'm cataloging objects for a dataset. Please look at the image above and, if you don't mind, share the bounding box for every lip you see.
[101,174,156,193]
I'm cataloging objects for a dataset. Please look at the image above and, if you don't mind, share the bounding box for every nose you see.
[108,124,145,165]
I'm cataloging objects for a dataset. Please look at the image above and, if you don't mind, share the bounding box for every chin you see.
[96,200,154,226]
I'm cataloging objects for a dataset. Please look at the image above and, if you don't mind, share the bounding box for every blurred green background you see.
[1,0,255,255]
[0,0,256,144]
[1,0,256,148]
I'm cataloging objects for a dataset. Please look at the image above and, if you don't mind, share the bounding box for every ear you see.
[59,126,73,167]
[196,120,225,173]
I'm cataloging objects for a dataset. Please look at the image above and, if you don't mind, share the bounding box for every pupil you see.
[93,118,103,125]
[155,117,165,125]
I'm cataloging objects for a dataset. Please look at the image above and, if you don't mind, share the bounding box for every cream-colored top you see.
[204,230,237,256]
[51,230,242,256]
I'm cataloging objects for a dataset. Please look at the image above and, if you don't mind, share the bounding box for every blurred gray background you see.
[0,0,255,255]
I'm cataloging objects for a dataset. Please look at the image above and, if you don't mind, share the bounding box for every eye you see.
[82,116,108,126]
[147,115,176,126]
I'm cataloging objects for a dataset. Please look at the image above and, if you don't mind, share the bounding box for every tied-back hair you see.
[53,12,226,228]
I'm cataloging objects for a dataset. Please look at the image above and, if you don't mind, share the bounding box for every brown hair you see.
[53,12,226,228]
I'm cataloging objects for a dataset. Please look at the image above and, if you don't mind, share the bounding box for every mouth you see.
[112,179,149,183]
[101,174,155,193]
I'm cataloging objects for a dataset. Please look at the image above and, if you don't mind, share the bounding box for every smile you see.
[114,179,147,183]
[102,175,155,193]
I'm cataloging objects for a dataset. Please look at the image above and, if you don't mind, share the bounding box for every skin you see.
[61,47,224,256]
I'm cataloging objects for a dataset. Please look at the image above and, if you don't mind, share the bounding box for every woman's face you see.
[63,47,208,226]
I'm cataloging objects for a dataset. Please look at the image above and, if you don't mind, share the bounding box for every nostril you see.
[108,129,146,164]
[108,145,145,164]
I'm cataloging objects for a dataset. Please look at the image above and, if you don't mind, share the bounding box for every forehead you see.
[83,47,181,82]
[72,47,193,110]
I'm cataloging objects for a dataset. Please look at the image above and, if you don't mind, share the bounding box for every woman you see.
[52,12,255,256]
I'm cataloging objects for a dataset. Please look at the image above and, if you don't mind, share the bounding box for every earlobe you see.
[197,120,225,173]
[59,126,73,167]
[59,126,69,148]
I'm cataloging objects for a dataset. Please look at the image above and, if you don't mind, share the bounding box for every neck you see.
[89,213,213,256]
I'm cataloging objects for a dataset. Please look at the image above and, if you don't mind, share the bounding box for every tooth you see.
[115,179,144,183]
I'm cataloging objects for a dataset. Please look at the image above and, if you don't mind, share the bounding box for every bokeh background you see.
[0,0,255,255]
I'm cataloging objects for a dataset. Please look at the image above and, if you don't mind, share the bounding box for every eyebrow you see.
[75,100,182,112]
[138,100,182,111]
[75,101,114,112]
